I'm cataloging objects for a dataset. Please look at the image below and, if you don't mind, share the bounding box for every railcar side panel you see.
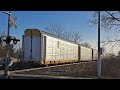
[23,36,41,63]
[44,35,78,64]
[93,49,98,60]
[80,46,92,61]
[23,29,98,65]
[32,37,41,62]
[23,37,31,62]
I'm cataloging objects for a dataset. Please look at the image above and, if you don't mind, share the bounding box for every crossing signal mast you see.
[1,11,20,79]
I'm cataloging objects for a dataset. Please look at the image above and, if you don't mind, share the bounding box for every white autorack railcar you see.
[23,29,79,65]
[22,29,98,65]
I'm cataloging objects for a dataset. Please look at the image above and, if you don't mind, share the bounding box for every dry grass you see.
[15,61,97,78]
[102,57,120,78]
[14,58,120,79]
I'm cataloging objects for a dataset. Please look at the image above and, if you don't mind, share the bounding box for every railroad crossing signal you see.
[2,11,19,79]
[2,36,20,45]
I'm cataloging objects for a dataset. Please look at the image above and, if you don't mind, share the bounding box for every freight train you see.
[22,29,98,65]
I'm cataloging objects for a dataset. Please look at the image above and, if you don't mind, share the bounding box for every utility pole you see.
[3,11,11,79]
[98,11,101,79]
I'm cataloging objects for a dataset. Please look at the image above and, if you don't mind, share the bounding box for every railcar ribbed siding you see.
[45,35,78,63]
[80,46,92,61]
[93,49,98,60]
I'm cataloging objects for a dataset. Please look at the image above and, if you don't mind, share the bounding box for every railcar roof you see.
[40,30,79,45]
[41,30,98,50]
[25,29,97,50]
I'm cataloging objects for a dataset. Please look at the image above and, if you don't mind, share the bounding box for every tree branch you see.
[106,11,120,23]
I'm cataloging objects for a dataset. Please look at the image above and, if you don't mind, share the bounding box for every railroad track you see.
[8,74,92,79]
[11,60,97,73]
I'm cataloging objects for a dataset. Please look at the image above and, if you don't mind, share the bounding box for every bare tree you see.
[90,11,120,51]
[90,11,120,31]
[13,41,22,62]
[63,32,81,43]
[62,31,73,40]
[45,24,82,43]
[72,32,82,43]
[81,42,91,48]
[45,24,64,37]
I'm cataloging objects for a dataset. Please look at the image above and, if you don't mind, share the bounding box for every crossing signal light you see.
[2,36,20,45]
[13,40,17,44]
[13,38,20,45]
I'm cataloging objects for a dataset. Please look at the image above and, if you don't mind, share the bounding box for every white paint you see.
[23,37,31,61]
[23,36,41,62]
[32,37,41,61]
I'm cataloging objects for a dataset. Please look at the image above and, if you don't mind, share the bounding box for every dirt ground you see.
[14,61,97,78]
[1,59,120,79]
